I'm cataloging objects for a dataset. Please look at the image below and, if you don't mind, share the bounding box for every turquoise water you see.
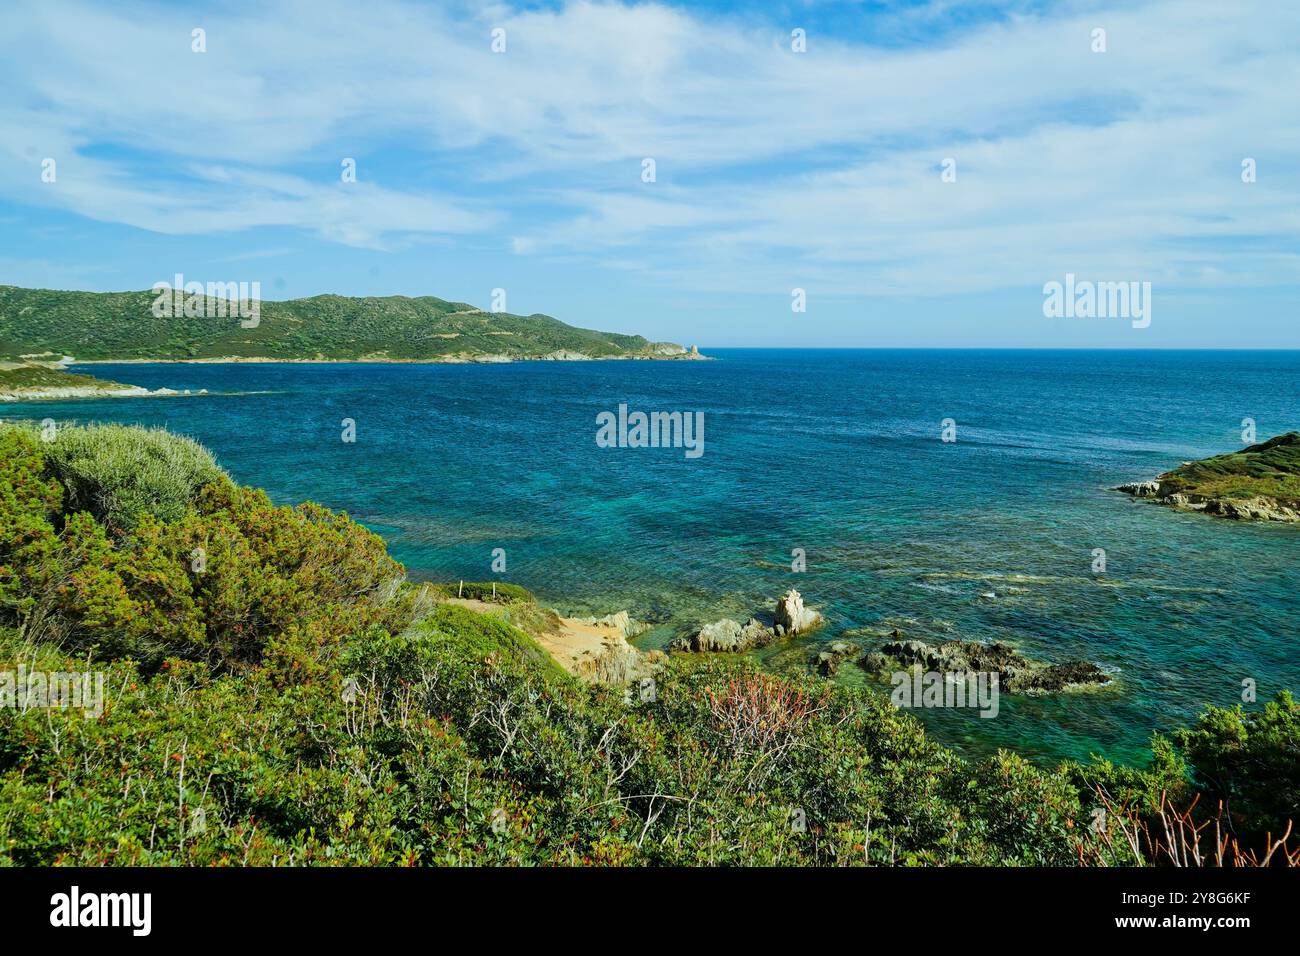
[6,349,1298,767]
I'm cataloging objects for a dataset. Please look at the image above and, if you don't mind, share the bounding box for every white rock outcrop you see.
[774,589,822,635]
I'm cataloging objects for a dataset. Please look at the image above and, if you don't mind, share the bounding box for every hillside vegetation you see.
[1,423,1296,866]
[1156,432,1300,504]
[0,285,690,362]
[1119,432,1300,521]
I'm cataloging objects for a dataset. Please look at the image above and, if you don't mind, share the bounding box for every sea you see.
[5,349,1297,767]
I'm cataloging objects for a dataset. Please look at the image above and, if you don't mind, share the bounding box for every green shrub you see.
[37,423,229,529]
[1171,691,1300,839]
[0,428,63,625]
[0,423,410,671]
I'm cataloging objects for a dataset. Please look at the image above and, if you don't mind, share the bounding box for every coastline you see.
[10,350,1297,770]
[3,345,711,402]
[0,385,206,402]
[70,351,712,365]
[1115,432,1300,523]
[2,415,1295,869]
[0,362,209,403]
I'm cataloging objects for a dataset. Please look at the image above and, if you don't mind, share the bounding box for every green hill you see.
[0,284,695,362]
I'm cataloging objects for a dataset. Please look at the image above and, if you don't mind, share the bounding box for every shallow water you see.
[7,349,1297,767]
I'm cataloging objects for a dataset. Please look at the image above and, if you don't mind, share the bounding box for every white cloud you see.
[1,0,1297,291]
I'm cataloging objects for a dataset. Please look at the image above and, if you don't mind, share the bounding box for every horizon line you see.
[694,345,1300,352]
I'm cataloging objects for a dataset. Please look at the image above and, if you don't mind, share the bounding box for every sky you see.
[1,0,1297,348]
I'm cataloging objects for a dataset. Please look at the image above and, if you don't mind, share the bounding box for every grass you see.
[428,581,538,605]
[426,580,565,639]
[1157,432,1300,505]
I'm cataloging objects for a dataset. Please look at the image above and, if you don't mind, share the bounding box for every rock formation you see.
[774,589,823,635]
[672,617,776,653]
[671,592,826,654]
[812,641,860,676]
[571,610,650,639]
[862,635,1110,694]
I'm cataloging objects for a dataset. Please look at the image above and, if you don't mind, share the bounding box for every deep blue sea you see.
[6,350,1298,767]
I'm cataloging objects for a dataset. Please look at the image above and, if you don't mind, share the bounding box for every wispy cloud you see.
[1,0,1297,297]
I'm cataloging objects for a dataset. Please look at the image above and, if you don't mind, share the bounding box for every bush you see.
[1171,691,1300,839]
[0,428,64,625]
[1066,692,1300,859]
[36,423,229,530]
[0,423,410,671]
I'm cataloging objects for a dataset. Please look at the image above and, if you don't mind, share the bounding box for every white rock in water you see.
[774,589,822,635]
[1117,480,1163,498]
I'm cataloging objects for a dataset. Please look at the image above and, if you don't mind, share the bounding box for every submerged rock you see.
[812,640,860,676]
[814,652,841,676]
[858,651,893,675]
[1019,658,1110,693]
[572,610,650,639]
[869,635,1109,695]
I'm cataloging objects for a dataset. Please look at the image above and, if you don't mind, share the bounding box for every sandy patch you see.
[440,597,643,680]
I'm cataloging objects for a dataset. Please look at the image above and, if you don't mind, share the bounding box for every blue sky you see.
[1,0,1297,347]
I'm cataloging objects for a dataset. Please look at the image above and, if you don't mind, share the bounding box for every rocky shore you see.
[1116,432,1300,522]
[0,384,204,402]
[670,589,823,653]
[504,585,1109,699]
[1116,479,1300,522]
[71,349,711,365]
[0,363,204,402]
[859,633,1111,694]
